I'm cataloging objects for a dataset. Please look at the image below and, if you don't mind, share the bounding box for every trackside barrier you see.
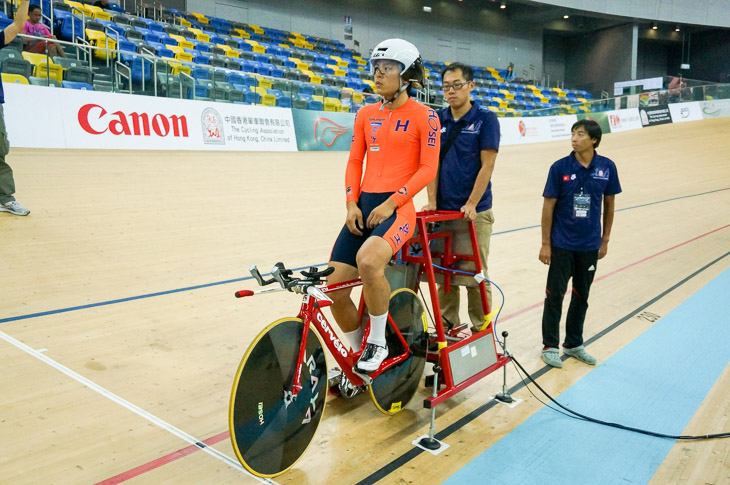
[3,84,730,151]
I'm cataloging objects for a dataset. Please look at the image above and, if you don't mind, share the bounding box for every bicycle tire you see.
[369,288,429,415]
[229,318,328,477]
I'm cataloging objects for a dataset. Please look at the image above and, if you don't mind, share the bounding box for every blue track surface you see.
[445,268,730,485]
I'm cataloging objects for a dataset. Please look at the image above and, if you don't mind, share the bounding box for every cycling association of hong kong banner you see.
[291,109,355,151]
[3,84,297,151]
[499,114,577,145]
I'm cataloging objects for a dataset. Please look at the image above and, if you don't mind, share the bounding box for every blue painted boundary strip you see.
[2,187,728,324]
[444,267,730,485]
[354,249,730,485]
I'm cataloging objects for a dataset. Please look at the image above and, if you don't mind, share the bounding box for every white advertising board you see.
[604,108,643,133]
[499,114,577,146]
[3,84,297,151]
[699,99,730,119]
[668,102,703,123]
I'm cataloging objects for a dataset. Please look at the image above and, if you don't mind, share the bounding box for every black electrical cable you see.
[510,354,730,441]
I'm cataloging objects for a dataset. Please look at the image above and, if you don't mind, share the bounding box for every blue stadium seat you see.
[62,80,93,90]
[308,100,324,111]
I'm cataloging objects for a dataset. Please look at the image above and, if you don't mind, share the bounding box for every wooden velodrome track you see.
[1,117,729,484]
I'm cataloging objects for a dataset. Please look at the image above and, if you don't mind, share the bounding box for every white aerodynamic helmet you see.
[369,38,425,89]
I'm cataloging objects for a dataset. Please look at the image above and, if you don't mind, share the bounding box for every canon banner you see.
[3,84,297,151]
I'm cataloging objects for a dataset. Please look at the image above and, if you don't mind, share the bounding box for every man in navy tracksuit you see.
[539,119,621,368]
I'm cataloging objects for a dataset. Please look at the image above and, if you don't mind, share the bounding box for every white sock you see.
[366,312,388,347]
[343,328,363,351]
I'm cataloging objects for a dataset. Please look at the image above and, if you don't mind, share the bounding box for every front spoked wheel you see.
[370,288,429,415]
[229,318,328,477]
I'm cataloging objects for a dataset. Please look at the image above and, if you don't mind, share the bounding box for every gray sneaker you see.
[0,200,30,216]
[564,345,597,365]
[541,347,563,368]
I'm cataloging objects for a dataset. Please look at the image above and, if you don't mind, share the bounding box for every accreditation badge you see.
[573,193,590,218]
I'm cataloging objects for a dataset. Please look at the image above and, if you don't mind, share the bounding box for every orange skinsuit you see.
[345,98,441,208]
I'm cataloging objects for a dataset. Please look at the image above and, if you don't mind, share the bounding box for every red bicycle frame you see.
[243,277,415,400]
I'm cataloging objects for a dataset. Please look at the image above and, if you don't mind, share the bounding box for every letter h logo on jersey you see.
[395,120,410,132]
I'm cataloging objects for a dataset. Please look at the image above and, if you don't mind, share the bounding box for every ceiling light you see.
[423,6,432,12]
[652,22,657,30]
[563,14,569,19]
[500,1,506,9]
[675,25,680,31]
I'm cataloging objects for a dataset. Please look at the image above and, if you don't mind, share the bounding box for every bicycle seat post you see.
[419,364,444,451]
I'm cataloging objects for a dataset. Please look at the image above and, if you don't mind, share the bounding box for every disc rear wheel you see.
[229,318,327,477]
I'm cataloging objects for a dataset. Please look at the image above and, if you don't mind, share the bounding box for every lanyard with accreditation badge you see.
[573,166,591,219]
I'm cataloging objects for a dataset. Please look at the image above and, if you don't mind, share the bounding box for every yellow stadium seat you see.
[84,30,116,60]
[189,12,209,24]
[254,86,268,97]
[251,44,266,54]
[351,91,365,103]
[302,70,321,84]
[363,79,375,91]
[324,97,342,111]
[188,28,210,43]
[312,95,324,103]
[170,63,192,77]
[174,51,193,62]
[256,77,273,90]
[22,52,63,82]
[296,61,309,71]
[259,93,277,106]
[333,68,346,77]
[175,39,194,50]
[498,90,514,100]
[85,5,112,21]
[180,18,191,27]
[1,73,29,84]
[248,24,264,35]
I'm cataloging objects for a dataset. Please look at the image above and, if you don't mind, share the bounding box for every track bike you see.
[229,211,510,477]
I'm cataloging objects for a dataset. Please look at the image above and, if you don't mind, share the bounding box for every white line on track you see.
[0,330,278,485]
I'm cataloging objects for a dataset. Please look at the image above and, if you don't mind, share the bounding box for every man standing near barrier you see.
[423,62,500,333]
[327,38,439,391]
[539,119,621,367]
[0,0,31,216]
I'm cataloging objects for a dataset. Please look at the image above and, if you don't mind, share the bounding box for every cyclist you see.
[327,38,440,390]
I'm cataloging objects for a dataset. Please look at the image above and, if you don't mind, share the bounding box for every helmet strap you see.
[379,80,410,111]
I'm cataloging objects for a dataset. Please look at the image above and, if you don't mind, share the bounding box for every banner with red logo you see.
[603,108,642,133]
[3,84,297,151]
[499,115,577,146]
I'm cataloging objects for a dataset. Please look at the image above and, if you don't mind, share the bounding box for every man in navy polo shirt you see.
[539,119,621,368]
[423,62,500,333]
[0,0,31,216]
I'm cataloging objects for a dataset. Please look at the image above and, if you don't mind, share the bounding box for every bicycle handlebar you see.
[236,263,335,302]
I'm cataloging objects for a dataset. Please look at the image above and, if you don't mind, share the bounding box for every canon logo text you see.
[78,104,189,138]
